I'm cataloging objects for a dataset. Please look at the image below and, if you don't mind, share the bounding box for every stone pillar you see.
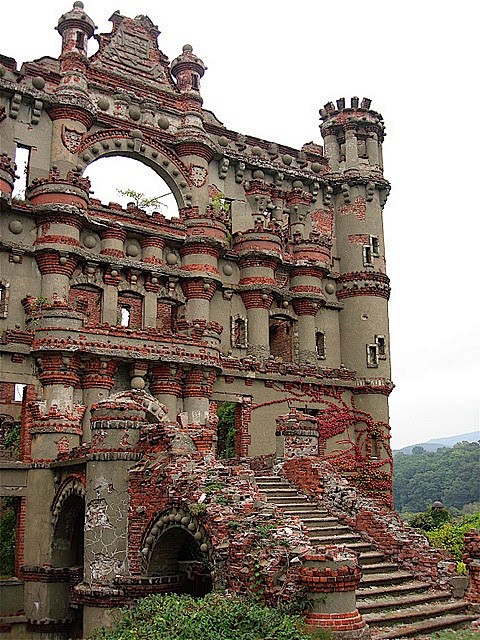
[345,125,359,171]
[181,277,217,324]
[81,358,117,442]
[183,366,216,427]
[149,363,182,420]
[366,130,380,167]
[323,128,340,171]
[240,291,273,360]
[293,303,318,364]
[101,227,127,258]
[300,550,369,638]
[102,268,122,324]
[140,236,165,264]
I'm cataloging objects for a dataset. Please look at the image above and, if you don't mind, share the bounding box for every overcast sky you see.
[3,1,478,449]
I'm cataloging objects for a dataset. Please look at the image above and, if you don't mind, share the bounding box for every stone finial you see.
[171,44,206,93]
[57,2,95,38]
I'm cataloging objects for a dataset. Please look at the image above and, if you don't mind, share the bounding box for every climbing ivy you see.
[0,498,16,577]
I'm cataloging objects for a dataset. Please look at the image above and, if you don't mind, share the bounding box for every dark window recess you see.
[191,74,199,90]
[371,235,380,256]
[363,244,373,265]
[371,435,379,459]
[367,344,379,367]
[376,335,386,358]
[231,316,247,348]
[76,32,85,49]
[315,331,326,359]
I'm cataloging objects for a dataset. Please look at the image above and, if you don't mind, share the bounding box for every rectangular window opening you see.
[315,331,326,359]
[367,344,379,368]
[119,305,131,327]
[363,245,373,265]
[376,335,386,358]
[12,146,30,200]
[14,383,27,402]
[371,235,380,256]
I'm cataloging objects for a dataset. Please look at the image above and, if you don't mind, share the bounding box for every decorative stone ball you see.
[126,243,140,257]
[282,300,289,308]
[222,263,233,276]
[181,516,190,526]
[194,323,201,330]
[169,513,176,522]
[312,302,318,310]
[188,521,196,531]
[158,115,169,130]
[194,532,202,541]
[129,105,142,121]
[293,180,303,189]
[261,293,268,301]
[59,256,68,265]
[74,1,84,8]
[131,376,145,390]
[166,252,178,265]
[183,44,193,53]
[325,282,335,295]
[252,145,262,157]
[130,275,137,283]
[311,162,321,173]
[146,536,154,545]
[361,313,368,321]
[130,129,143,139]
[142,547,149,555]
[32,76,45,90]
[8,220,23,234]
[200,543,208,553]
[12,255,20,263]
[218,136,228,147]
[282,154,293,165]
[87,266,95,275]
[175,513,182,522]
[203,282,210,291]
[252,169,264,180]
[168,282,175,289]
[151,526,159,535]
[163,515,170,524]
[97,97,110,111]
[151,277,158,285]
[83,234,97,249]
[110,269,118,277]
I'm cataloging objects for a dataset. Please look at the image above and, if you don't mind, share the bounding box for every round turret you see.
[171,44,206,93]
[57,1,95,57]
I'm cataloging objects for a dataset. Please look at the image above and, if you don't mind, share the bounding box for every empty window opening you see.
[315,331,326,359]
[231,315,247,348]
[363,244,373,265]
[76,31,85,49]
[216,402,237,459]
[371,235,380,256]
[371,435,379,459]
[367,344,379,368]
[191,74,199,90]
[12,146,30,200]
[269,317,293,362]
[84,157,179,219]
[14,383,26,402]
[376,335,386,358]
[119,305,131,327]
[0,282,9,318]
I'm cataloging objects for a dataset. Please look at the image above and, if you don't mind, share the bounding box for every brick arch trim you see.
[140,506,211,574]
[117,281,148,297]
[269,308,297,321]
[70,275,105,290]
[51,474,86,528]
[76,130,192,210]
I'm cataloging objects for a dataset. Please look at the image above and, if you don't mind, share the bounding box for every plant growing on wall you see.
[117,188,171,213]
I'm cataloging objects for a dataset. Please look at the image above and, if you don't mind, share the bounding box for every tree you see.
[116,188,171,213]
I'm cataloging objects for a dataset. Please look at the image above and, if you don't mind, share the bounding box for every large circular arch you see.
[76,130,193,210]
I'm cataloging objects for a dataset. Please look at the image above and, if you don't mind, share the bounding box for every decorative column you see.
[300,549,369,638]
[291,237,330,365]
[234,229,282,360]
[141,236,165,265]
[345,124,359,172]
[183,366,216,427]
[81,358,117,441]
[149,363,182,420]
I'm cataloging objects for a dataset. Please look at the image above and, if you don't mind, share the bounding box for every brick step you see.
[365,600,469,627]
[360,571,414,587]
[358,590,451,614]
[360,562,399,576]
[259,490,301,499]
[342,541,374,552]
[300,516,339,526]
[377,612,477,639]
[255,476,285,483]
[357,580,431,600]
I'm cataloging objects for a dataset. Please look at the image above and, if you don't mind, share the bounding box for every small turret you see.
[57,1,95,59]
[171,44,206,95]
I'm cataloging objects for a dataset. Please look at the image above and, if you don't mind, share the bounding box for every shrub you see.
[91,593,334,640]
[0,499,16,577]
[426,513,480,561]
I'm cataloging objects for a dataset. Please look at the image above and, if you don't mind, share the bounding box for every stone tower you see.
[0,4,394,638]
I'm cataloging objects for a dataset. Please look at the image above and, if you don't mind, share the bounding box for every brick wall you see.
[69,287,102,325]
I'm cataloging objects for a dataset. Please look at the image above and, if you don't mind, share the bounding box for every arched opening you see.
[147,526,212,598]
[84,156,180,218]
[269,316,294,362]
[52,494,85,569]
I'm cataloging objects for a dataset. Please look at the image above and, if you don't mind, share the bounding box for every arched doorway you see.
[144,509,212,598]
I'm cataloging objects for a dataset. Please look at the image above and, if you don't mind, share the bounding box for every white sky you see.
[3,0,479,449]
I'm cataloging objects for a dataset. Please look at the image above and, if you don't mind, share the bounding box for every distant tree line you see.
[393,441,480,513]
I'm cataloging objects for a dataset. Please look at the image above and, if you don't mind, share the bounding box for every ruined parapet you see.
[300,547,369,638]
[463,529,480,604]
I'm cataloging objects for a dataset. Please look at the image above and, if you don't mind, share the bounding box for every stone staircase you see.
[256,475,476,639]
